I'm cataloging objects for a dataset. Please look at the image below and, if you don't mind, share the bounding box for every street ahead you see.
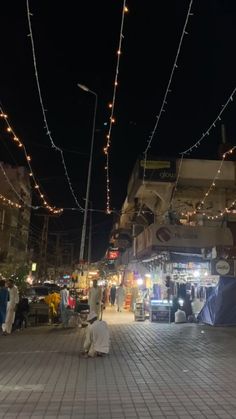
[1,309,236,419]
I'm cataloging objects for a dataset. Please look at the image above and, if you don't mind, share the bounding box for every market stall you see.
[150,299,172,323]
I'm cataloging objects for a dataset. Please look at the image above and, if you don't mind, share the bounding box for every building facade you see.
[0,163,32,270]
[108,156,236,310]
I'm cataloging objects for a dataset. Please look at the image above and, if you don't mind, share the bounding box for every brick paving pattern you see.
[1,308,236,418]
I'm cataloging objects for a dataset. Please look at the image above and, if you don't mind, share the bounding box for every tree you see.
[2,263,29,295]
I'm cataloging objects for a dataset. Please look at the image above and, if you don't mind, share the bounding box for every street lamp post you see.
[88,200,92,265]
[82,198,92,266]
[77,83,97,264]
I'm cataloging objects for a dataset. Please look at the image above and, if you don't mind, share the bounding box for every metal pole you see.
[88,201,92,265]
[78,85,97,263]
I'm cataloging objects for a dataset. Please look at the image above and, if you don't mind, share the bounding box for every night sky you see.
[1,0,236,261]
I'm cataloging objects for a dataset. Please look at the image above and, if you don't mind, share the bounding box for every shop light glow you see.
[151,300,173,305]
[178,298,184,307]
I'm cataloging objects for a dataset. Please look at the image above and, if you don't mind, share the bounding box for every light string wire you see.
[0,109,62,213]
[170,86,236,208]
[181,87,236,155]
[196,146,236,211]
[0,162,39,209]
[0,192,22,209]
[61,180,236,220]
[173,147,236,222]
[0,141,169,215]
[138,0,193,214]
[104,0,128,214]
[26,0,84,212]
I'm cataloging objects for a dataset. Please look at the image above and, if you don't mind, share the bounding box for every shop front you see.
[129,224,234,322]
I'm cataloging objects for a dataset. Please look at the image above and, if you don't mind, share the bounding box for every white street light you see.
[77,83,98,264]
[77,83,90,92]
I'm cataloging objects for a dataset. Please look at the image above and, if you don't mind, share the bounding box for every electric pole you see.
[36,214,61,281]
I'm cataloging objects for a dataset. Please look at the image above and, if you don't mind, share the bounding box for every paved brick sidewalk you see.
[1,309,236,418]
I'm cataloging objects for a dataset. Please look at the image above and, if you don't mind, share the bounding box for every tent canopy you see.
[197,276,236,326]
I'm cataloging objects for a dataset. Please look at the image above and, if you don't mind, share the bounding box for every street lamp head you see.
[77,83,90,92]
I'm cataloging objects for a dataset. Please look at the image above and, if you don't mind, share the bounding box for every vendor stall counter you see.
[150,299,172,323]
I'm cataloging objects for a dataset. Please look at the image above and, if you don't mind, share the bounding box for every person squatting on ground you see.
[60,285,69,327]
[0,280,9,335]
[81,311,110,358]
[2,279,19,335]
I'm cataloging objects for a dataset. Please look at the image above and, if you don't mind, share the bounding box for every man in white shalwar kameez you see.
[116,283,126,312]
[88,280,102,318]
[2,279,19,335]
[82,311,110,358]
[60,285,69,327]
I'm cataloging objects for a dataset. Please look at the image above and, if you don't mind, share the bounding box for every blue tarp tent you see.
[197,276,236,326]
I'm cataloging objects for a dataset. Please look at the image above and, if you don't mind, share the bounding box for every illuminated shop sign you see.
[139,159,176,182]
[107,250,119,260]
[211,259,235,277]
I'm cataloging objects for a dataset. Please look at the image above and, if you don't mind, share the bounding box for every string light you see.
[143,0,193,156]
[195,146,236,211]
[0,108,63,214]
[181,86,236,155]
[176,146,236,220]
[0,193,22,209]
[26,0,84,212]
[0,168,156,216]
[170,86,236,213]
[104,0,128,214]
[0,162,39,210]
[139,0,193,215]
[180,206,236,222]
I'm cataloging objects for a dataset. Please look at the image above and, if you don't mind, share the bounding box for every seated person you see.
[81,311,110,358]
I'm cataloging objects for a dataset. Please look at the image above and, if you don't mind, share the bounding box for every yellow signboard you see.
[140,160,171,170]
[31,262,37,272]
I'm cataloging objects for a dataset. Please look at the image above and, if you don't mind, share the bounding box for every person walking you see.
[60,285,69,327]
[110,284,116,306]
[102,284,109,309]
[116,283,125,312]
[0,279,9,335]
[88,280,102,318]
[3,279,19,335]
[81,311,110,358]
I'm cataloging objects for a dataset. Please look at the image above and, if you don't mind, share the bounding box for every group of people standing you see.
[0,279,19,335]
[88,280,126,317]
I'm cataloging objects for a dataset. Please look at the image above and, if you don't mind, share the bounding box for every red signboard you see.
[107,250,119,260]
